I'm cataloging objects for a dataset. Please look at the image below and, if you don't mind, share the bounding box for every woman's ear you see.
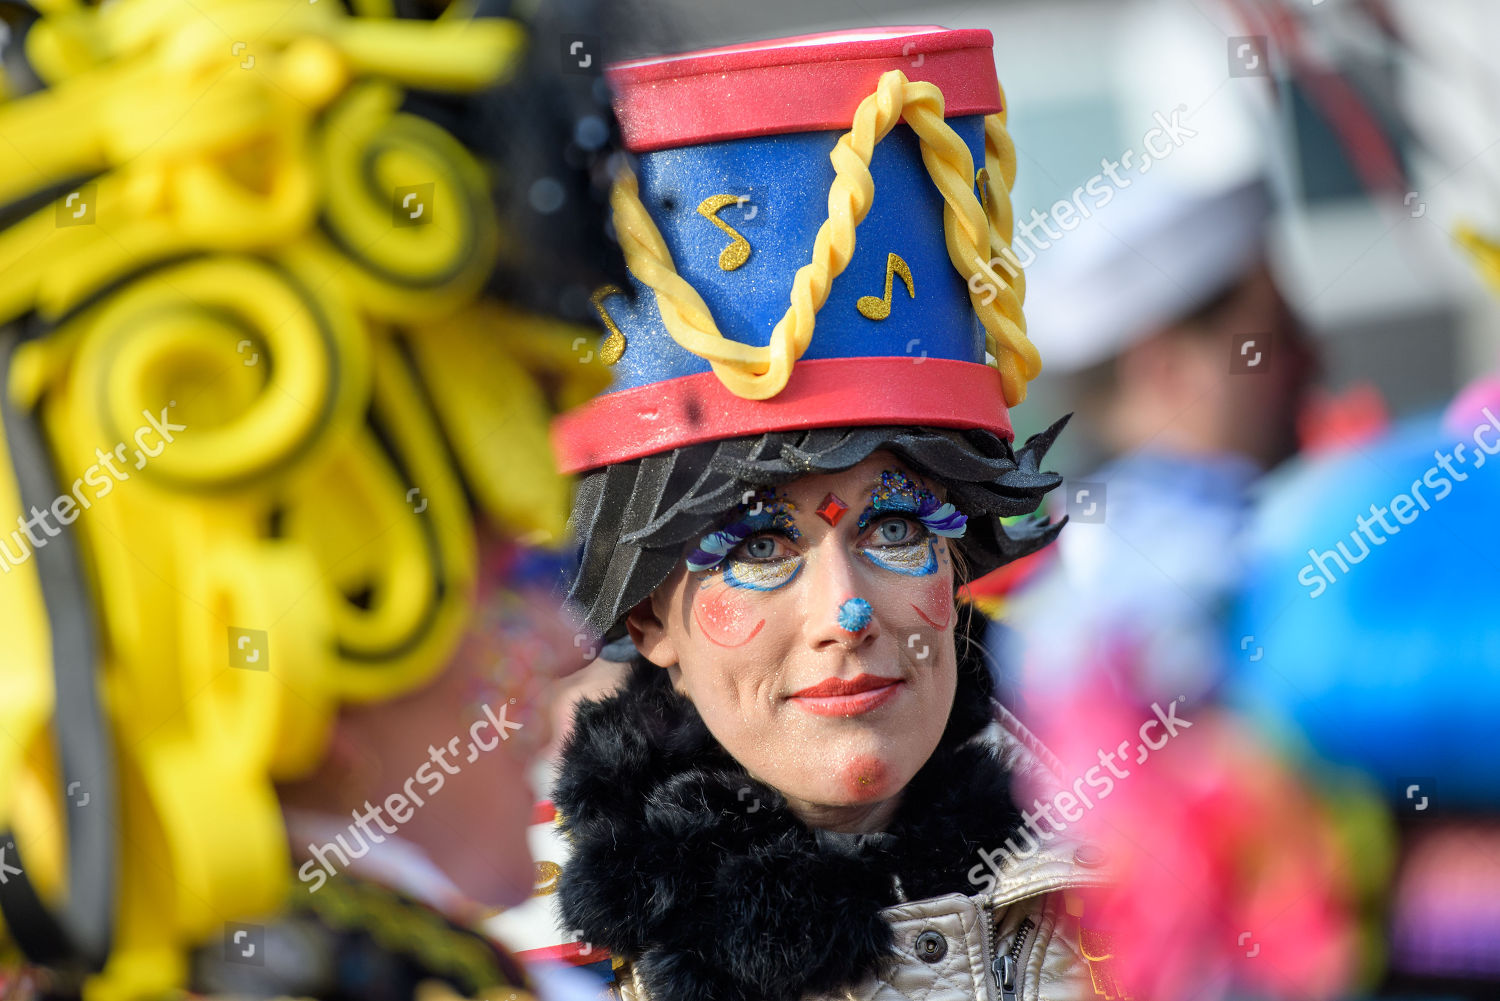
[625,594,678,669]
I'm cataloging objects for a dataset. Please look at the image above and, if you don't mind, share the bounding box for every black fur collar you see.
[553,606,1025,1001]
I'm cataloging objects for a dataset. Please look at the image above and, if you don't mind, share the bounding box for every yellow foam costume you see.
[0,0,608,995]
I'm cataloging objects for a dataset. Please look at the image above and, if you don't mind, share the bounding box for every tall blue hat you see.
[552,26,1041,472]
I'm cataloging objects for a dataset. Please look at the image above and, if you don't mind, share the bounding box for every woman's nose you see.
[801,545,879,652]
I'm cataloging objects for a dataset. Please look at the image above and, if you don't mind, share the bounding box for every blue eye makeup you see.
[852,470,961,578]
[687,490,801,576]
[714,530,804,591]
[859,516,939,576]
[855,469,968,538]
[723,555,803,591]
[686,478,957,587]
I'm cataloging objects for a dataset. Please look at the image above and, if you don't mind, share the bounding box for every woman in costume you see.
[549,27,1126,1001]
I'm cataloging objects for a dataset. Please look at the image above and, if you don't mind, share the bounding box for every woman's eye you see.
[874,518,915,545]
[742,536,782,559]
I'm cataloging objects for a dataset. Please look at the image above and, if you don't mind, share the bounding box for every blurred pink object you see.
[1442,373,1500,436]
[1018,687,1357,1000]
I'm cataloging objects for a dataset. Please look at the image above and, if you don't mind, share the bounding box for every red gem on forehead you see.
[815,492,849,526]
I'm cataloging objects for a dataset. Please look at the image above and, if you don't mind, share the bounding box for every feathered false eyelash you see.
[686,522,753,572]
[686,493,800,572]
[915,493,967,538]
[689,494,965,574]
[858,469,968,538]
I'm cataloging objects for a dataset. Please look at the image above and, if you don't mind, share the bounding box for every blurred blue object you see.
[1228,414,1500,810]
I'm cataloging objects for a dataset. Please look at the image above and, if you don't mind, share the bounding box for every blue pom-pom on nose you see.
[836,597,873,633]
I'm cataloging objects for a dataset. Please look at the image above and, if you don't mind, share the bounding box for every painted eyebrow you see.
[741,519,800,539]
[855,500,918,532]
[726,493,802,538]
[852,470,937,529]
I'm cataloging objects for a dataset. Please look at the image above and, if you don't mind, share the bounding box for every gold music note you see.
[590,284,627,364]
[856,252,915,320]
[697,194,752,271]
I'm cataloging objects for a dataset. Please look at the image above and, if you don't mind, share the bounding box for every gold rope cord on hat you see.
[608,69,1041,405]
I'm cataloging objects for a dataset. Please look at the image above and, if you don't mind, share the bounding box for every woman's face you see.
[627,452,961,825]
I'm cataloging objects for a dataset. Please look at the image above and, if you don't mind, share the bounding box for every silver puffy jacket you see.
[614,704,1122,1001]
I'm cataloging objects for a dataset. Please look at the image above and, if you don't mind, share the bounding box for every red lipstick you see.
[788,674,903,716]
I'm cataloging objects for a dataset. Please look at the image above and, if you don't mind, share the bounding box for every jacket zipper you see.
[991,915,1034,1001]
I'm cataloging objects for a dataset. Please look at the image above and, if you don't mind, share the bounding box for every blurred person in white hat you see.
[992,0,1319,709]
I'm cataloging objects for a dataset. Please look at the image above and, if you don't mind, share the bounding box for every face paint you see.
[912,574,953,631]
[686,490,800,572]
[650,453,961,833]
[859,515,938,577]
[692,585,767,648]
[723,556,801,591]
[814,492,849,526]
[863,540,937,576]
[840,756,891,801]
[856,469,968,538]
[836,597,872,632]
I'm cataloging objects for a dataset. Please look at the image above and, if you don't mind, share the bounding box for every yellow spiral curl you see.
[609,69,1041,406]
[0,0,610,996]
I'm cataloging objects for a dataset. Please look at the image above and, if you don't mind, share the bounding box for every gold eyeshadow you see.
[723,557,802,591]
[860,538,938,577]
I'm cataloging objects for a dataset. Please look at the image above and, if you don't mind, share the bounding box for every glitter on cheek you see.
[912,575,953,631]
[693,585,767,649]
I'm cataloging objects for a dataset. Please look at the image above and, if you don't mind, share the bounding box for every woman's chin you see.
[776,746,909,806]
[737,702,948,813]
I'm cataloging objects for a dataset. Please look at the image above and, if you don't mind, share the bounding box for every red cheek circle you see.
[841,756,892,801]
[911,577,953,631]
[692,587,766,649]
